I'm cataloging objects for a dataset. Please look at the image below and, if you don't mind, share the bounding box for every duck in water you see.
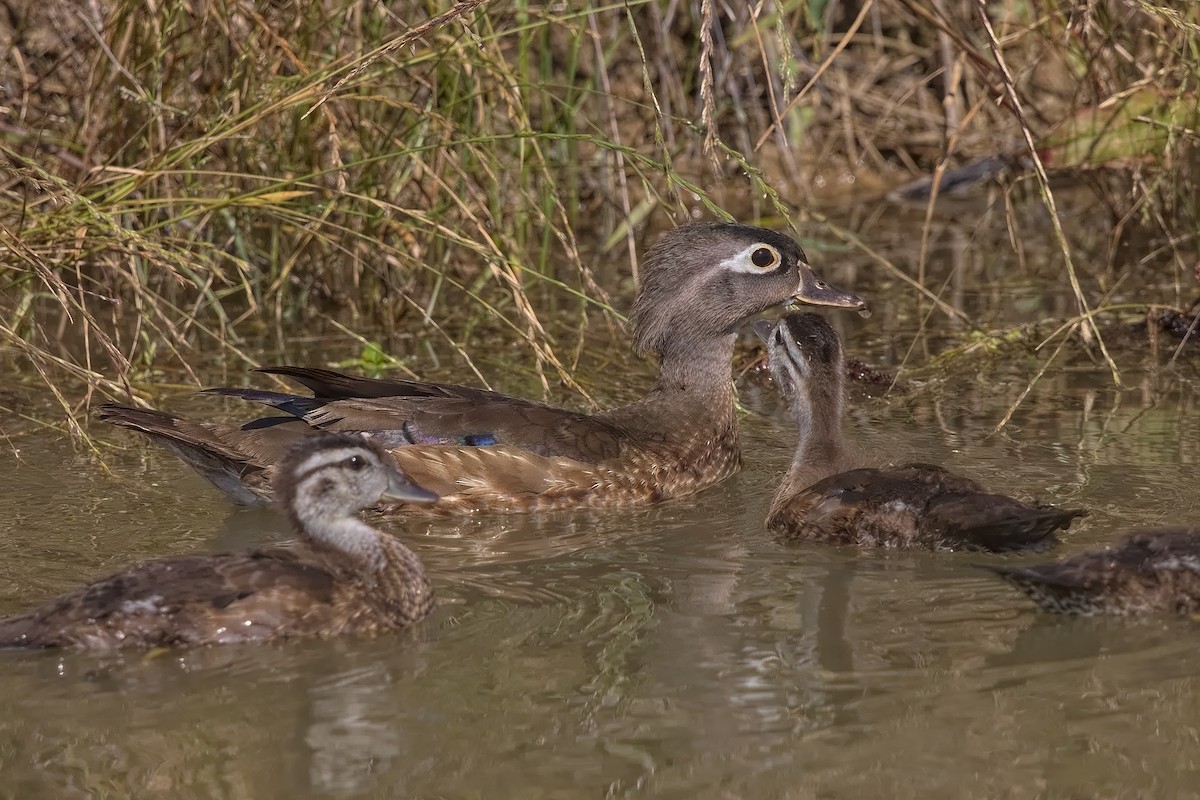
[0,433,438,650]
[757,312,1085,551]
[97,222,868,515]
[984,527,1200,615]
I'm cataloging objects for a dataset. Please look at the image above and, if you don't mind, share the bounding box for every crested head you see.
[275,432,436,532]
[630,222,865,359]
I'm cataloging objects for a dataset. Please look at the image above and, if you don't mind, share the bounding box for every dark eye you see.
[751,247,777,268]
[346,455,366,471]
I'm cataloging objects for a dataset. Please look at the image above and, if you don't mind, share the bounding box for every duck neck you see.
[789,368,846,473]
[600,333,739,443]
[652,333,738,405]
[294,511,434,622]
[293,510,389,569]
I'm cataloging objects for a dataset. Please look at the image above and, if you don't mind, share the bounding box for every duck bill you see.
[381,471,439,505]
[793,269,869,315]
[751,318,777,343]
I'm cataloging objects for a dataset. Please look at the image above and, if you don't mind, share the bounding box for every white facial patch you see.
[718,243,783,274]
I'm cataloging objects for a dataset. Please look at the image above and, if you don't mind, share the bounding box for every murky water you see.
[2,196,1199,798]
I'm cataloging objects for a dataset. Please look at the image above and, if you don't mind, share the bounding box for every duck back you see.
[770,463,1085,552]
[985,527,1200,615]
[0,550,345,649]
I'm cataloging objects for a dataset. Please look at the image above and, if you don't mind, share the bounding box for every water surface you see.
[1,197,1198,799]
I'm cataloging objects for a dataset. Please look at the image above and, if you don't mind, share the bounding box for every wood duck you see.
[757,312,1086,551]
[0,433,439,650]
[983,527,1200,615]
[98,222,867,514]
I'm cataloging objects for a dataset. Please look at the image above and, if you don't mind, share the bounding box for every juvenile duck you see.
[984,527,1200,615]
[99,222,867,514]
[758,312,1085,551]
[0,433,438,650]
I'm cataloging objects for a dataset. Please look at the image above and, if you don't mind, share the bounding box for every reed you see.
[1,0,1196,436]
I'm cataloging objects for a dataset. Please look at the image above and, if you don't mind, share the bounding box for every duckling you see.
[984,527,1200,615]
[97,222,868,515]
[757,312,1086,551]
[0,433,438,650]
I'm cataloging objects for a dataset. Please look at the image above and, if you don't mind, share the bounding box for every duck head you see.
[631,222,867,359]
[753,311,845,415]
[276,432,439,530]
[754,310,843,376]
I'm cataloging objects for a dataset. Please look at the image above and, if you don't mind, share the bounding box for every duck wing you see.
[920,493,1086,552]
[98,402,616,511]
[0,549,339,650]
[211,366,627,464]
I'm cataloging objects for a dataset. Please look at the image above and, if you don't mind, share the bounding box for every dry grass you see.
[1,0,1197,436]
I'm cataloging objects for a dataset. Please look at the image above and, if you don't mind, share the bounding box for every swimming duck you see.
[758,312,1085,551]
[0,433,438,650]
[984,527,1200,615]
[98,222,867,515]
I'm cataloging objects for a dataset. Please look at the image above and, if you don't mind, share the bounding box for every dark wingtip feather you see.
[959,505,1088,553]
[975,561,1052,594]
[974,562,1036,581]
[978,529,1061,554]
[255,365,428,400]
[202,387,320,417]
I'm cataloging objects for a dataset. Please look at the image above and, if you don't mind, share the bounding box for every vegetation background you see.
[1,0,1197,435]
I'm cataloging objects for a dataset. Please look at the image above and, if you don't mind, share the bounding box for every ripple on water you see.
[0,356,1197,798]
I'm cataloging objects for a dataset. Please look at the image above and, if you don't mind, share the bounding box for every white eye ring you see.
[749,245,780,270]
[720,243,784,274]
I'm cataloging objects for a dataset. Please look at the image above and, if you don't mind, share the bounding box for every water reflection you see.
[305,660,402,796]
[0,199,1199,797]
[1,399,1199,796]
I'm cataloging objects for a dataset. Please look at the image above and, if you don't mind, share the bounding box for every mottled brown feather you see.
[984,527,1200,615]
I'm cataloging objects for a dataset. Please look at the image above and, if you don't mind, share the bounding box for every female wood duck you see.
[757,312,1085,551]
[98,222,867,514]
[0,433,439,650]
[983,527,1200,615]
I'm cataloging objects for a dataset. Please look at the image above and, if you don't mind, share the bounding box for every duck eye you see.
[346,455,366,471]
[751,247,778,269]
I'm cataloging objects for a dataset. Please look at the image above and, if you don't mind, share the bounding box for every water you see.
[2,198,1199,798]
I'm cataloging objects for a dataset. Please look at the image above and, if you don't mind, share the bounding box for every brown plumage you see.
[98,222,868,515]
[758,313,1086,551]
[0,433,439,650]
[983,527,1200,615]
